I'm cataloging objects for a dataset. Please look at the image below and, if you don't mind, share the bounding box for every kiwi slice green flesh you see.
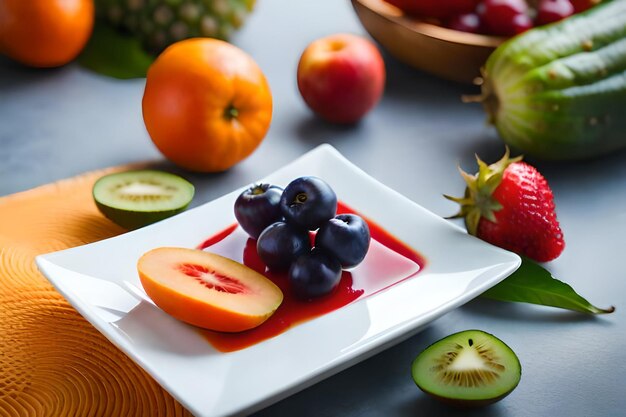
[412,330,521,407]
[93,170,194,230]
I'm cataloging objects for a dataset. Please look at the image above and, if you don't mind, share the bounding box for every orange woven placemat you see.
[0,168,190,416]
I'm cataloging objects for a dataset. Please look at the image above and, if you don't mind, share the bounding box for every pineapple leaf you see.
[78,20,154,79]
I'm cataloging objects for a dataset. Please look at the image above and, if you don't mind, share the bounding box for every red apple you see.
[297,33,386,124]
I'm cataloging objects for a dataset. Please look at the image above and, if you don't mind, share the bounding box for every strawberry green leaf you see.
[481,258,615,314]
[78,21,154,79]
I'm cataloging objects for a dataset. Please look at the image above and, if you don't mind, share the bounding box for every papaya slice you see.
[137,247,283,332]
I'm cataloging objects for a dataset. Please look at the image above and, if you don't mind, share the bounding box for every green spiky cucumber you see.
[480,0,626,160]
[95,0,255,53]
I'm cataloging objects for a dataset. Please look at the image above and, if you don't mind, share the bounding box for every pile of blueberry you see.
[234,176,371,299]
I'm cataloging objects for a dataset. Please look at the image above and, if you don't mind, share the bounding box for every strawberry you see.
[445,149,564,262]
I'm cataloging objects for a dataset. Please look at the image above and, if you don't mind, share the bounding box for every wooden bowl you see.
[351,0,506,84]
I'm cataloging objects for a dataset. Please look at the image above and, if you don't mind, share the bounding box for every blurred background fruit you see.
[382,0,603,36]
[571,0,601,12]
[352,0,503,83]
[0,0,94,67]
[477,0,532,36]
[352,0,606,83]
[477,0,626,159]
[142,38,272,172]
[297,33,386,124]
[535,0,575,26]
[384,0,480,20]
[95,0,255,53]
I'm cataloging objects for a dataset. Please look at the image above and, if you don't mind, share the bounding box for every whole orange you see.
[142,38,273,173]
[0,0,94,67]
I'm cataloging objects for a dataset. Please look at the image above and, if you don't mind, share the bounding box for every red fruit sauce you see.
[197,202,425,352]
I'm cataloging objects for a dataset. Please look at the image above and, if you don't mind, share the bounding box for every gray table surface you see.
[1,1,625,416]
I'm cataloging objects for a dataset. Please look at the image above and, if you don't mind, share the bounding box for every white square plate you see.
[36,144,520,417]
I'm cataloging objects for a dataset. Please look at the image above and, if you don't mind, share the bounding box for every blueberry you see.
[280,176,337,230]
[315,214,371,268]
[234,183,283,239]
[257,221,311,271]
[289,248,342,299]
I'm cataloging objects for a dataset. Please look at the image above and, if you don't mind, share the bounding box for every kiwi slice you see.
[93,170,194,229]
[411,330,521,407]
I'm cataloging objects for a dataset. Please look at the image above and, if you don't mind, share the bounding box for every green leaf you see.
[482,258,615,314]
[78,21,154,79]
